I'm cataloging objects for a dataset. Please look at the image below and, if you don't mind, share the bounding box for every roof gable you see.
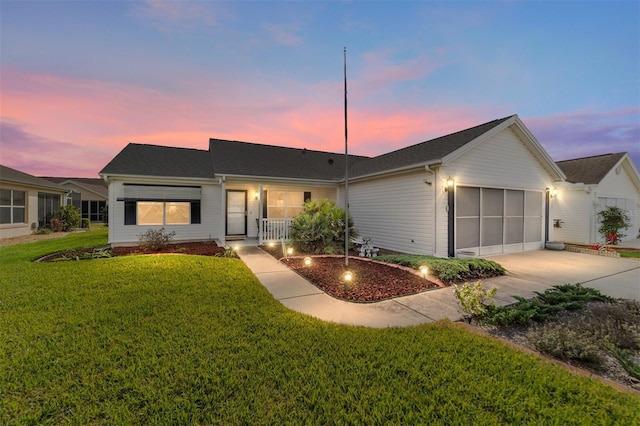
[210,139,369,181]
[556,153,626,184]
[43,177,108,198]
[100,143,214,179]
[348,116,515,178]
[0,165,67,192]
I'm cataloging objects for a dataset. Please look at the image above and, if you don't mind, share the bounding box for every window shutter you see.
[304,191,311,203]
[124,201,137,225]
[262,190,268,218]
[191,201,201,224]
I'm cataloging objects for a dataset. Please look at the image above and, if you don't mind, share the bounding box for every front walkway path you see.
[236,246,640,328]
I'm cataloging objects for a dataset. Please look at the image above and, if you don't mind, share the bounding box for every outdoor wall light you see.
[254,192,259,200]
[550,188,559,198]
[444,176,454,192]
[304,256,312,266]
[419,265,429,277]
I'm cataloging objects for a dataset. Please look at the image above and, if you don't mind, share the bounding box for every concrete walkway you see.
[236,246,640,328]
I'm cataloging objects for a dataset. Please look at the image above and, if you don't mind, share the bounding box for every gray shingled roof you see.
[555,152,626,184]
[0,165,67,191]
[43,177,108,197]
[100,143,215,179]
[210,139,370,180]
[349,115,514,178]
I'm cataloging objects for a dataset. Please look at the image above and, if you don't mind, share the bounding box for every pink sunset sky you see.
[1,1,638,178]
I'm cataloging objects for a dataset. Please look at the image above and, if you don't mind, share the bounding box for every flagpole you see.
[344,47,349,267]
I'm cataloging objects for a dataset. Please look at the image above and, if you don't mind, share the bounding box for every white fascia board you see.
[346,162,440,183]
[619,154,640,192]
[217,173,337,186]
[0,178,67,193]
[99,173,218,185]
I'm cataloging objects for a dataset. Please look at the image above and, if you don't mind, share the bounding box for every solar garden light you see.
[419,265,429,278]
[304,256,312,267]
[342,270,354,282]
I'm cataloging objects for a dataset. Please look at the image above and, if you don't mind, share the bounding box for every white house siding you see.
[349,170,435,255]
[549,188,591,244]
[444,127,556,255]
[108,179,221,245]
[595,166,639,242]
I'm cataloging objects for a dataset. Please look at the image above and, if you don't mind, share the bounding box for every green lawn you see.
[1,229,639,424]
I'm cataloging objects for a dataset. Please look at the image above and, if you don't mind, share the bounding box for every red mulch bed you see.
[260,244,441,302]
[111,241,226,257]
[283,256,439,302]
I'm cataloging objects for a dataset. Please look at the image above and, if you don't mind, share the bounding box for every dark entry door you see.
[226,190,247,236]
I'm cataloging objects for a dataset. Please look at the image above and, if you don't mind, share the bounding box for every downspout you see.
[544,189,550,243]
[447,180,455,257]
[427,164,439,256]
[220,176,226,246]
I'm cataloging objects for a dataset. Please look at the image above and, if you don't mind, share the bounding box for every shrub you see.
[597,206,630,244]
[137,228,176,252]
[81,218,91,229]
[580,301,640,350]
[453,281,497,320]
[33,227,53,235]
[376,254,505,283]
[59,205,82,231]
[482,284,614,326]
[527,324,605,369]
[289,199,357,254]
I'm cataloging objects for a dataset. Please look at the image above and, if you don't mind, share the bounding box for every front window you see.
[138,201,190,225]
[268,191,304,218]
[0,189,26,224]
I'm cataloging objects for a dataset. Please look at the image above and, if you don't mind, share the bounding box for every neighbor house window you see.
[82,200,107,222]
[0,189,26,224]
[267,191,305,218]
[124,200,200,225]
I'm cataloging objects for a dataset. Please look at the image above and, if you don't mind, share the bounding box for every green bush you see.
[137,228,176,252]
[51,205,81,231]
[81,218,91,229]
[452,281,497,319]
[482,284,613,326]
[289,199,357,254]
[527,324,605,369]
[376,254,505,283]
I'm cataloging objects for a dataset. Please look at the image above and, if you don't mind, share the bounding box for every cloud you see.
[357,49,444,93]
[130,0,218,32]
[0,120,113,177]
[262,23,303,47]
[525,108,640,167]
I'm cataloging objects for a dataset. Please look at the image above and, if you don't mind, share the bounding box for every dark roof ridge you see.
[555,152,626,163]
[209,138,370,159]
[125,142,209,153]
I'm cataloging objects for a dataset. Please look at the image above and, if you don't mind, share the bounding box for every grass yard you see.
[1,229,639,424]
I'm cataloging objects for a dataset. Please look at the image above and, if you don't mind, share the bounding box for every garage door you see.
[456,187,544,255]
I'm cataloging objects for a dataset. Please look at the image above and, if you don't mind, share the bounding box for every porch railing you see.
[260,218,294,244]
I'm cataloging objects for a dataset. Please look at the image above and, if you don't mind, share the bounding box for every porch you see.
[257,218,294,245]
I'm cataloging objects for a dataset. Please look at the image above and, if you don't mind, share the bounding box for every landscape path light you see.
[304,256,312,267]
[419,265,429,278]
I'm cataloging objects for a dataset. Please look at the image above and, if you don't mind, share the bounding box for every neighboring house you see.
[0,165,69,239]
[43,177,108,222]
[553,153,640,244]
[100,114,568,258]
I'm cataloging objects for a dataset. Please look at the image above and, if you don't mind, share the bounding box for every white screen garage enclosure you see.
[456,187,544,255]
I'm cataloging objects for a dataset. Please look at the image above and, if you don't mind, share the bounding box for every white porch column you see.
[258,183,263,245]
[220,177,226,246]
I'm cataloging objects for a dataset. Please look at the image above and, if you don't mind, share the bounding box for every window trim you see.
[0,189,26,225]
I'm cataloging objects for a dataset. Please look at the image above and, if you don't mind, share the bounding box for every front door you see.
[226,190,247,236]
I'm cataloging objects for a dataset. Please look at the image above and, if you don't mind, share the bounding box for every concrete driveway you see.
[485,250,640,301]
